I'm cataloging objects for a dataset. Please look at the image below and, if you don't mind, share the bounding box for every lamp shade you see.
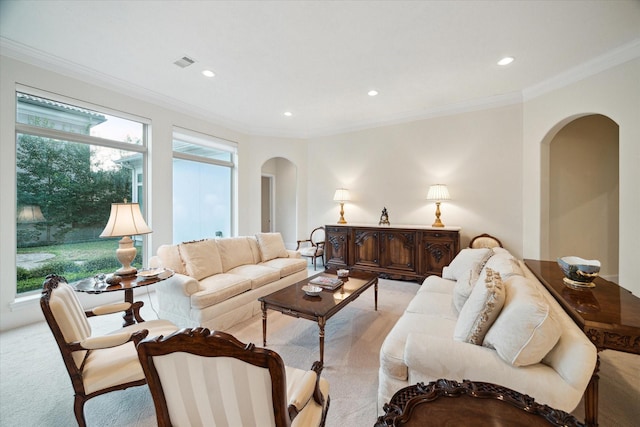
[427,184,450,201]
[17,205,45,223]
[333,188,350,202]
[99,203,152,238]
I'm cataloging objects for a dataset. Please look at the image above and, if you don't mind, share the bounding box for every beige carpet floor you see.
[1,277,638,426]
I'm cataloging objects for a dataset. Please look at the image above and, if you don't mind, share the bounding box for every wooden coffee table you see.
[258,269,378,363]
[376,379,584,426]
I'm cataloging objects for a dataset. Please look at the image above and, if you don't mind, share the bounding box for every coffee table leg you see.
[374,280,378,311]
[261,302,268,346]
[318,317,326,363]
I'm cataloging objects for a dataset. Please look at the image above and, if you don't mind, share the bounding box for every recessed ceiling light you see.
[284,111,292,117]
[368,90,379,97]
[497,57,514,66]
[202,70,215,77]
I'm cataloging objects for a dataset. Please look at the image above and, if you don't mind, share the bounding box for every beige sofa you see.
[378,246,597,414]
[150,233,308,330]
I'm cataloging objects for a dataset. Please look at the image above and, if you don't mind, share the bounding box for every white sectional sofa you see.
[150,233,308,331]
[378,246,598,414]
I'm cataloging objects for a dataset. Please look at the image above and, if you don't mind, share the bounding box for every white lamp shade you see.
[17,205,45,223]
[99,203,152,237]
[427,184,450,201]
[333,188,350,202]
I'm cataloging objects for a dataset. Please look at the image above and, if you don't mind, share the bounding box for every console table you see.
[524,259,640,427]
[325,224,460,282]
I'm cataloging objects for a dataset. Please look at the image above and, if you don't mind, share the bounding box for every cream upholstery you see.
[152,234,308,330]
[296,227,325,271]
[137,328,330,427]
[378,246,597,414]
[41,274,178,427]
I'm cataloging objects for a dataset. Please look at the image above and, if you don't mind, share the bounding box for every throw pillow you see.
[255,232,289,262]
[483,275,562,366]
[178,239,223,281]
[156,244,187,275]
[482,251,523,281]
[453,268,506,345]
[442,248,493,281]
[451,265,480,314]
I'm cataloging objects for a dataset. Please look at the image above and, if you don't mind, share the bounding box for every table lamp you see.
[427,184,450,227]
[99,202,152,276]
[333,188,350,224]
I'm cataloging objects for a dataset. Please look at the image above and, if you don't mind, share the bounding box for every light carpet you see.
[1,278,638,426]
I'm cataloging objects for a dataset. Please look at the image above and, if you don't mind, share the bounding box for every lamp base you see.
[431,202,445,227]
[114,236,138,276]
[337,202,347,224]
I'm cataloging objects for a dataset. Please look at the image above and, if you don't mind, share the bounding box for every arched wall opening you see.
[260,157,298,249]
[541,114,619,281]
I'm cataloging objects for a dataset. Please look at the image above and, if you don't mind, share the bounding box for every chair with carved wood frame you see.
[296,226,326,270]
[137,327,330,427]
[469,233,503,249]
[40,274,177,427]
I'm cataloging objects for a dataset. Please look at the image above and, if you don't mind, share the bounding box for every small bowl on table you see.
[337,269,350,278]
[302,285,322,297]
[557,256,600,289]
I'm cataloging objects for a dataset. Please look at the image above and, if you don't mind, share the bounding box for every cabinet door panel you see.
[381,231,416,272]
[325,226,349,268]
[353,229,381,268]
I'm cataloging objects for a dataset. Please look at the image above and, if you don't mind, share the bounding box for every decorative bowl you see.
[302,285,322,297]
[337,269,349,278]
[136,268,164,279]
[557,256,600,289]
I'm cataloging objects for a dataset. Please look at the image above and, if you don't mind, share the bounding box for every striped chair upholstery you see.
[137,328,330,427]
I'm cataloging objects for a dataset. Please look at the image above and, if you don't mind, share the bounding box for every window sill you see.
[9,293,40,311]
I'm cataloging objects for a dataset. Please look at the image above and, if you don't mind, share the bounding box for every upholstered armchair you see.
[296,226,326,270]
[137,327,330,427]
[40,274,177,427]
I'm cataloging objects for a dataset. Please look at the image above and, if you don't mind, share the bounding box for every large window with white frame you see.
[15,89,149,295]
[172,128,236,243]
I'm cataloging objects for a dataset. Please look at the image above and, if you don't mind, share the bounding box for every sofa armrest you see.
[287,250,302,259]
[156,273,200,297]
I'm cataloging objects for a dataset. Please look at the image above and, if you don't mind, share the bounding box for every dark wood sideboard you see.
[325,224,460,282]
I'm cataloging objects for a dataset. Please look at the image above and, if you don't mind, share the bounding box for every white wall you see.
[523,58,640,296]
[306,104,525,253]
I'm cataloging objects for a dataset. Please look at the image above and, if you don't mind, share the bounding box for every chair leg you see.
[313,257,317,271]
[74,395,87,427]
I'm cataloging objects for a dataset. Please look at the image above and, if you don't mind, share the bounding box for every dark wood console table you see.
[325,224,460,282]
[524,259,640,427]
[375,379,584,426]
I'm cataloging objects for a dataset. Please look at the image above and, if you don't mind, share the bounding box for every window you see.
[15,90,148,295]
[172,128,236,243]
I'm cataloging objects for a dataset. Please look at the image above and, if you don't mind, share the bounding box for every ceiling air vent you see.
[173,56,195,68]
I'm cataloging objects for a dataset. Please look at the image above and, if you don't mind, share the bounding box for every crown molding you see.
[523,38,640,101]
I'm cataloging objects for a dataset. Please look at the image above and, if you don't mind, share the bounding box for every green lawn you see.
[17,239,143,294]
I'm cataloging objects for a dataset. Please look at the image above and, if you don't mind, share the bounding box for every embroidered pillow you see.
[255,232,289,262]
[453,268,506,345]
[451,264,480,314]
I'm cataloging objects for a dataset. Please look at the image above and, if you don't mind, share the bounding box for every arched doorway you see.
[261,157,297,249]
[542,114,619,281]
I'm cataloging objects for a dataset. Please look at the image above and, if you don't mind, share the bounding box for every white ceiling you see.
[1,1,639,138]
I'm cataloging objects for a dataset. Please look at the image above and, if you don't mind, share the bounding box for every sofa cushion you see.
[442,248,492,281]
[178,239,223,281]
[217,237,256,272]
[419,275,455,295]
[226,264,281,289]
[484,275,562,366]
[191,274,252,309]
[256,232,289,262]
[157,244,187,275]
[260,257,307,278]
[405,291,457,320]
[454,268,505,345]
